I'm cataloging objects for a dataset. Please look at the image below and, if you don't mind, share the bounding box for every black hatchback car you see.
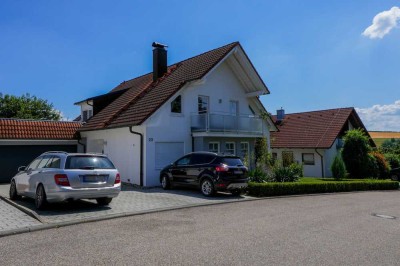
[160,152,248,196]
[390,167,400,181]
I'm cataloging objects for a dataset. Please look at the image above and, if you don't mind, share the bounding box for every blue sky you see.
[1,0,399,130]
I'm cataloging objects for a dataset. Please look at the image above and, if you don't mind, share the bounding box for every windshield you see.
[65,156,115,169]
[222,157,244,166]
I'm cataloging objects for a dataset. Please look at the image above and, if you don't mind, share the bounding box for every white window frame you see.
[225,142,236,155]
[302,153,315,165]
[208,142,220,153]
[230,100,239,116]
[240,142,249,156]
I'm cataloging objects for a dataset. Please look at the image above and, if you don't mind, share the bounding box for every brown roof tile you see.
[0,119,82,140]
[79,42,239,131]
[271,108,369,149]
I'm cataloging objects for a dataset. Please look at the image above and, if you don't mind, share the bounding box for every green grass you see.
[372,138,388,147]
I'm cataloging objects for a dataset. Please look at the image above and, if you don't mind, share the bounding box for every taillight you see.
[114,173,121,184]
[215,164,229,172]
[54,174,70,186]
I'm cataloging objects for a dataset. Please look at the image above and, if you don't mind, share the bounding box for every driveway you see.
[0,183,253,235]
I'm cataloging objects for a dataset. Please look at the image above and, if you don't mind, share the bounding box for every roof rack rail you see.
[42,151,69,155]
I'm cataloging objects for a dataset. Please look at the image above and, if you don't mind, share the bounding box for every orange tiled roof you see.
[271,108,372,149]
[0,119,82,140]
[79,42,239,131]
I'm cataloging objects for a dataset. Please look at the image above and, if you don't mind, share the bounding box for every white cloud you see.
[356,100,400,131]
[362,6,400,39]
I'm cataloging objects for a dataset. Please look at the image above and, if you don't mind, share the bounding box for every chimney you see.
[152,42,168,81]
[277,108,285,122]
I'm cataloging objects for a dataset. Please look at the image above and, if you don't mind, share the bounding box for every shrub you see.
[384,153,400,169]
[247,180,399,197]
[248,167,270,183]
[331,154,346,180]
[370,152,390,179]
[254,137,268,166]
[272,163,302,182]
[342,129,372,178]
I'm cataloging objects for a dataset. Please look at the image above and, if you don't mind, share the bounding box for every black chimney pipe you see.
[152,42,168,81]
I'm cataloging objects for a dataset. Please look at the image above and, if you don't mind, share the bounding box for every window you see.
[249,105,255,115]
[27,157,42,170]
[302,153,315,165]
[198,96,209,114]
[221,157,244,166]
[176,155,191,166]
[225,142,236,155]
[65,156,115,169]
[88,109,93,118]
[208,142,220,153]
[46,157,61,169]
[272,153,278,162]
[171,95,182,113]
[240,142,249,158]
[82,110,88,122]
[37,155,52,169]
[230,101,239,116]
[190,154,215,165]
[282,151,294,167]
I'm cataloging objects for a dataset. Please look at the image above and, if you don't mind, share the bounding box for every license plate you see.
[82,175,107,182]
[234,170,243,175]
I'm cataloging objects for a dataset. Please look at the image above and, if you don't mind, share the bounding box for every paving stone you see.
[0,184,253,227]
[0,199,41,232]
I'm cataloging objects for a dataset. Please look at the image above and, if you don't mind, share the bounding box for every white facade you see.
[80,59,273,187]
[272,138,340,178]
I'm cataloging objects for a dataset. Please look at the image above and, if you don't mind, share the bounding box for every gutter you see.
[129,126,144,187]
[315,148,324,178]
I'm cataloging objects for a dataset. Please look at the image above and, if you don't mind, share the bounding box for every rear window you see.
[221,157,244,166]
[65,156,115,169]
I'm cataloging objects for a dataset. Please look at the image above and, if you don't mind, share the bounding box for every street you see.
[1,191,399,265]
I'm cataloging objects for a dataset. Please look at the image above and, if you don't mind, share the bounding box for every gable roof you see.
[79,42,269,131]
[270,107,374,149]
[0,118,82,140]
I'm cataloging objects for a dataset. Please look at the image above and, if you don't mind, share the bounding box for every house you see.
[0,118,83,183]
[270,107,375,177]
[76,42,277,187]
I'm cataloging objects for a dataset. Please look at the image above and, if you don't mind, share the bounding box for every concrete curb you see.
[0,189,398,238]
[0,196,45,223]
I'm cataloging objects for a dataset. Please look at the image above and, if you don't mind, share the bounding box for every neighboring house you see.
[368,131,400,147]
[270,107,375,178]
[0,118,83,183]
[76,42,277,187]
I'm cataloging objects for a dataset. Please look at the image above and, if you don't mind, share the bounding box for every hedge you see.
[247,181,399,197]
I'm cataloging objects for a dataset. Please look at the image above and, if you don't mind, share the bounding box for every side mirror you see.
[18,166,26,172]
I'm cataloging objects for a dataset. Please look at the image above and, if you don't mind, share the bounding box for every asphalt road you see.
[1,191,399,266]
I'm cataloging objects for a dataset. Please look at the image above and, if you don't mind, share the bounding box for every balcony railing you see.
[190,113,264,135]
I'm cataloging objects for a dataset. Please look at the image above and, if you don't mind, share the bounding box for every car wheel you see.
[200,178,215,197]
[391,174,399,181]
[231,189,242,196]
[96,197,112,206]
[161,175,171,190]
[9,180,21,200]
[35,184,47,210]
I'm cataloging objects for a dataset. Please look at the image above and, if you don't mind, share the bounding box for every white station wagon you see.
[9,152,121,209]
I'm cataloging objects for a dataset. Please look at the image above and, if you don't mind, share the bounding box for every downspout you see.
[78,138,86,153]
[129,126,144,187]
[315,149,324,178]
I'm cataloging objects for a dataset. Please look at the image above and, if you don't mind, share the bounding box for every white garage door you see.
[155,142,185,169]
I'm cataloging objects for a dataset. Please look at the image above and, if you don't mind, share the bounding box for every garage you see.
[0,119,82,183]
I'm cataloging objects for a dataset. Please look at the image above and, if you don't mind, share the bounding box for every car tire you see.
[391,174,399,181]
[161,175,171,190]
[9,180,21,200]
[96,197,112,206]
[200,178,215,197]
[231,189,242,196]
[35,184,47,210]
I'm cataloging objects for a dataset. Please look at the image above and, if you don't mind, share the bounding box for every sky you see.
[0,0,399,131]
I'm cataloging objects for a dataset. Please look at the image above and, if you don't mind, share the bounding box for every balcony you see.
[190,113,264,136]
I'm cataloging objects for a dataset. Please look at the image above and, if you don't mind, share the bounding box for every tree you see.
[331,154,346,180]
[380,138,400,155]
[0,93,61,120]
[342,129,372,178]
